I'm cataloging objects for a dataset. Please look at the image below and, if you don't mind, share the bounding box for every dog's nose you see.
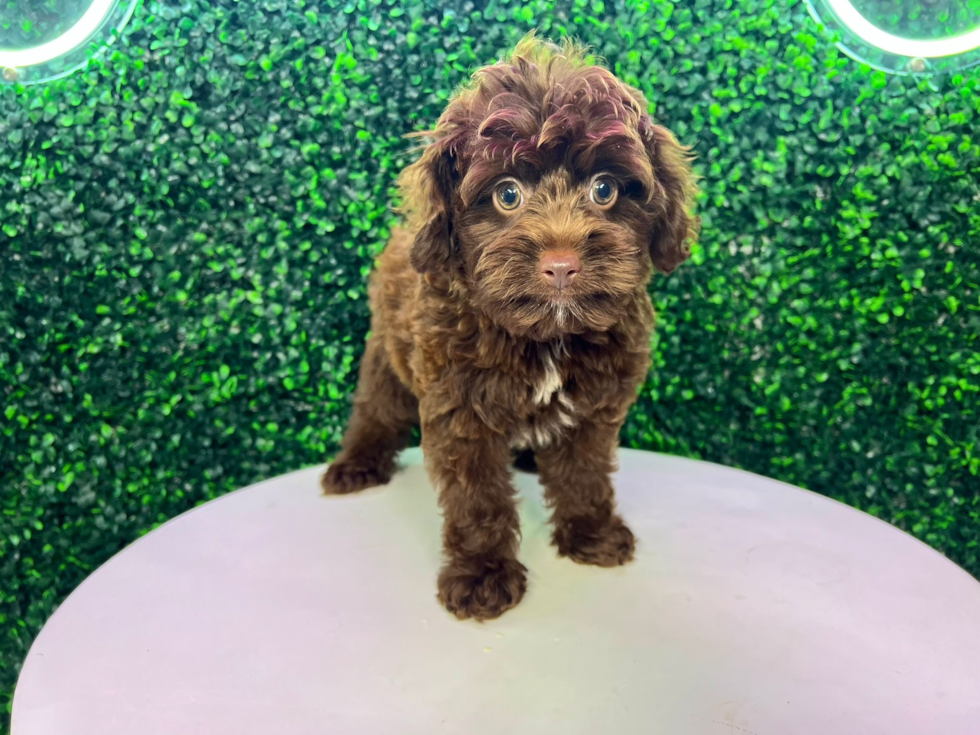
[539,251,581,290]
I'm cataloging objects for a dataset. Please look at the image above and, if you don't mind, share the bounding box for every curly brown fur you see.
[322,35,698,621]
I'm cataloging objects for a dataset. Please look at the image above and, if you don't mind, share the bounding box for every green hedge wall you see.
[2,0,979,726]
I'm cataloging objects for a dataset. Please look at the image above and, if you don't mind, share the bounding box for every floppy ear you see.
[643,122,700,274]
[398,139,457,274]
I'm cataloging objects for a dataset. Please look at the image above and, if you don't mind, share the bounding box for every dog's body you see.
[322,37,698,621]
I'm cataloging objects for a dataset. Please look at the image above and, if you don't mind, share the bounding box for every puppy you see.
[322,36,698,621]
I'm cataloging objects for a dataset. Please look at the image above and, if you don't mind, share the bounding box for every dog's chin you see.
[480,293,627,341]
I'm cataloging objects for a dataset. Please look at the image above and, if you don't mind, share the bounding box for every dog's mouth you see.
[543,290,615,308]
[470,244,638,337]
[483,290,623,338]
[571,291,615,307]
[551,291,619,324]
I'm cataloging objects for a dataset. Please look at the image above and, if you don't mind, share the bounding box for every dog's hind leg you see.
[321,337,419,494]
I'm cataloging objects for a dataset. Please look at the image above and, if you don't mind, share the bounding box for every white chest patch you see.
[533,351,563,406]
[511,341,578,451]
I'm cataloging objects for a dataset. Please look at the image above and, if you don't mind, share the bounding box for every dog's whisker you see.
[553,302,567,328]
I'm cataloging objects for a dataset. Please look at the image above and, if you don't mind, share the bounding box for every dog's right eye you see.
[590,176,619,208]
[494,181,524,213]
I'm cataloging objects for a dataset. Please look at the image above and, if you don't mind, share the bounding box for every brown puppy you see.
[322,36,698,621]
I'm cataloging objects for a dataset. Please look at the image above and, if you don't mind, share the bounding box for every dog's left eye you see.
[590,177,618,207]
[494,181,524,213]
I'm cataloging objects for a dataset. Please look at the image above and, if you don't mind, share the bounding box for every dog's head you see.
[400,36,698,339]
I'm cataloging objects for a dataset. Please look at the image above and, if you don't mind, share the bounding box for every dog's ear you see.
[642,122,699,275]
[399,138,457,274]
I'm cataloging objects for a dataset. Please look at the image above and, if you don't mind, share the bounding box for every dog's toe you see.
[437,556,527,621]
[321,457,392,495]
[554,516,635,567]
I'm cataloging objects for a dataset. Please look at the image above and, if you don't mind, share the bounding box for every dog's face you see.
[456,166,655,340]
[401,38,698,340]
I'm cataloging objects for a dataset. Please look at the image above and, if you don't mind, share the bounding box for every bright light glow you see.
[0,0,115,68]
[827,0,980,58]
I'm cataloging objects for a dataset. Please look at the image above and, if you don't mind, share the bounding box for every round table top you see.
[13,449,980,735]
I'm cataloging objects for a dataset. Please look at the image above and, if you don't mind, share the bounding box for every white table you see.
[13,449,980,735]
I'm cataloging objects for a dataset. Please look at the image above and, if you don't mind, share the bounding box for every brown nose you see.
[539,251,581,290]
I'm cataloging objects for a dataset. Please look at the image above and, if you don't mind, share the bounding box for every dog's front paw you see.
[554,515,635,567]
[437,555,527,621]
[321,453,393,495]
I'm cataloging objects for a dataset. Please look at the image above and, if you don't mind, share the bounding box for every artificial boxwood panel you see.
[1,0,978,726]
